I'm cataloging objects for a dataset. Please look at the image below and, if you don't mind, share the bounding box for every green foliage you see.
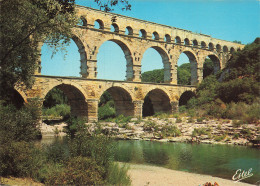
[99,91,113,107]
[225,38,260,82]
[107,163,131,185]
[98,101,116,120]
[42,104,70,118]
[161,125,181,137]
[44,140,70,164]
[241,128,252,139]
[0,101,41,144]
[143,121,158,132]
[141,69,164,83]
[43,88,68,108]
[233,133,240,139]
[192,127,212,137]
[177,63,191,85]
[45,156,105,185]
[64,116,87,139]
[176,118,182,123]
[214,134,226,142]
[0,141,43,178]
[0,0,78,101]
[203,58,214,78]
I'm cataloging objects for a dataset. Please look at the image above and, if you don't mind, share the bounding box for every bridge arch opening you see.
[203,55,220,78]
[43,84,88,119]
[141,46,171,83]
[111,23,119,33]
[179,91,196,106]
[78,16,87,26]
[99,87,134,118]
[177,51,198,85]
[193,40,198,47]
[94,19,104,29]
[209,43,214,51]
[164,34,171,42]
[143,89,171,117]
[230,47,235,54]
[201,41,207,48]
[41,36,85,77]
[175,36,181,44]
[216,44,221,52]
[97,39,133,81]
[184,38,190,46]
[139,29,147,39]
[152,32,159,40]
[125,26,133,35]
[223,46,228,53]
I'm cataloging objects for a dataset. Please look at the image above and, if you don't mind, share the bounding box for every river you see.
[113,140,260,184]
[40,137,260,184]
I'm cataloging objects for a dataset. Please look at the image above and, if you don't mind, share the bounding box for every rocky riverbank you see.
[40,117,259,146]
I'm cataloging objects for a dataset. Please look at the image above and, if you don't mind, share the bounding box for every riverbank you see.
[1,163,254,186]
[126,163,253,186]
[41,117,259,146]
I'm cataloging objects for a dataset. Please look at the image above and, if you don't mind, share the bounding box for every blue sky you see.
[41,0,260,80]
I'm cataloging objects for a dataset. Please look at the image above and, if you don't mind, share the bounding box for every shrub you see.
[98,102,116,120]
[143,121,158,132]
[44,140,70,164]
[232,120,243,128]
[241,128,252,139]
[233,133,240,139]
[107,163,131,185]
[42,104,70,118]
[45,156,104,185]
[176,118,182,123]
[161,125,181,137]
[214,135,226,142]
[0,102,41,143]
[192,127,212,137]
[0,141,43,178]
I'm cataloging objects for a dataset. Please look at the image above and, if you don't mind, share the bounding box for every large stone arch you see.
[142,88,172,116]
[141,45,171,83]
[95,38,134,81]
[177,48,198,85]
[99,86,135,117]
[206,52,221,74]
[42,81,88,117]
[38,33,88,77]
[179,90,196,106]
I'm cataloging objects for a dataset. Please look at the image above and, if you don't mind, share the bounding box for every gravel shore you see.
[126,163,253,186]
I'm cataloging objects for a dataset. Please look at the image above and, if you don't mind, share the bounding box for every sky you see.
[41,0,260,80]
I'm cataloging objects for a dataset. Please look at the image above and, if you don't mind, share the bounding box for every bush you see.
[0,101,41,143]
[98,102,116,120]
[0,141,43,178]
[232,120,243,128]
[45,156,104,185]
[143,121,158,132]
[161,125,181,137]
[176,118,182,123]
[42,104,70,118]
[107,163,131,185]
[214,135,226,142]
[233,133,240,139]
[192,127,212,137]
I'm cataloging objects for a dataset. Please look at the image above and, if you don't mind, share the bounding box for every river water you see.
[40,137,260,184]
[113,140,260,184]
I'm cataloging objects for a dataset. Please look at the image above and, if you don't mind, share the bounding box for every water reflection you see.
[114,140,260,184]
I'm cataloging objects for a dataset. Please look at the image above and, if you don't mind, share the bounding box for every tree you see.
[203,58,214,78]
[141,69,164,83]
[0,0,131,102]
[177,63,191,85]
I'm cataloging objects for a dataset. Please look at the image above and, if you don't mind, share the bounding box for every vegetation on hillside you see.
[183,38,260,123]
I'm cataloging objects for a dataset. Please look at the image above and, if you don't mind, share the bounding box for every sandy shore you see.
[127,163,253,186]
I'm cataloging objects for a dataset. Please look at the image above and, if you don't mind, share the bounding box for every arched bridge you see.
[16,5,244,122]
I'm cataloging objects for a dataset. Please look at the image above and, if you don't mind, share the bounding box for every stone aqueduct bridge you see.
[17,5,244,122]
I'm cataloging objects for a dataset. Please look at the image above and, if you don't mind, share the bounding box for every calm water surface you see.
[113,140,260,184]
